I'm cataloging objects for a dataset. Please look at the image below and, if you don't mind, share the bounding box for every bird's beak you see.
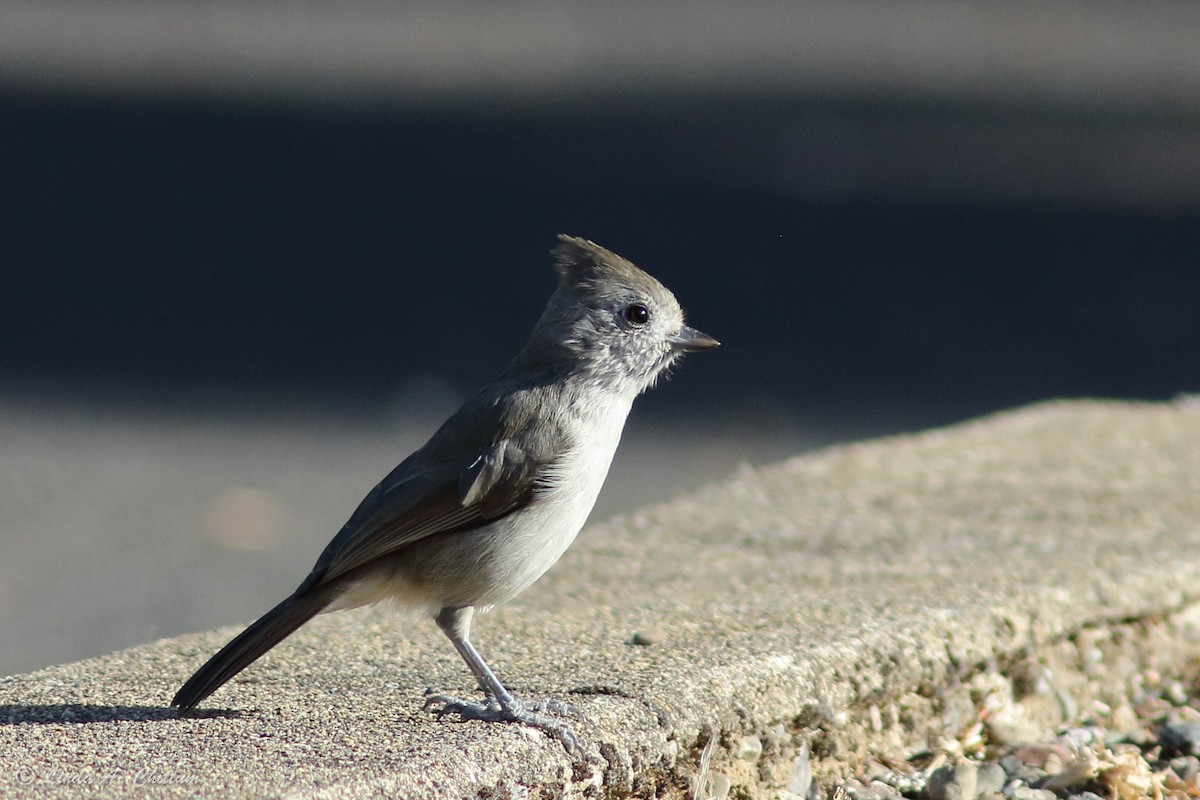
[668,325,721,352]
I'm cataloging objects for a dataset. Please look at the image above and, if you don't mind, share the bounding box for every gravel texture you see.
[827,632,1200,800]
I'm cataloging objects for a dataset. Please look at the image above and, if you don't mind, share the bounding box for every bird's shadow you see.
[0,704,242,725]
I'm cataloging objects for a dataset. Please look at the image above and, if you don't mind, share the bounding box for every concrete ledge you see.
[4,400,1200,798]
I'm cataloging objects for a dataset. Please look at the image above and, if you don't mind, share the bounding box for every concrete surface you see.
[3,399,1200,798]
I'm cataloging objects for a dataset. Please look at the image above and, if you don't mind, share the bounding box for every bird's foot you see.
[424,692,582,753]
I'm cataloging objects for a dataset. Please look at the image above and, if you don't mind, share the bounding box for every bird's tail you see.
[172,587,335,711]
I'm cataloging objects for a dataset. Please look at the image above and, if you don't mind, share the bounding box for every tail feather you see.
[172,588,334,711]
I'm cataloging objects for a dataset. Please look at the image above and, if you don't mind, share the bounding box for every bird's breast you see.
[483,405,628,604]
[351,395,634,611]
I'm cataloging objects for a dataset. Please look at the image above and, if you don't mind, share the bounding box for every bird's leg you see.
[423,606,581,753]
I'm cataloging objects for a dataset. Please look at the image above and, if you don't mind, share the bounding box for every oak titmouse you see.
[172,235,719,752]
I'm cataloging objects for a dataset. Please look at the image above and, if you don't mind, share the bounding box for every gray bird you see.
[172,235,719,752]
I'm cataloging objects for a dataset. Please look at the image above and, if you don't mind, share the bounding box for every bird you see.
[172,234,719,752]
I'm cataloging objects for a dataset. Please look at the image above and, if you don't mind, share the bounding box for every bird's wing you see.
[301,429,552,591]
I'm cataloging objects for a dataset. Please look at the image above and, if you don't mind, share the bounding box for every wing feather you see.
[300,429,554,591]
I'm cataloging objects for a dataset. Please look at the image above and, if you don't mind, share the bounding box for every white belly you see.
[466,395,632,606]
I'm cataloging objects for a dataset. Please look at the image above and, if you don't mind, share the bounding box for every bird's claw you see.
[423,693,582,754]
[523,697,583,719]
[423,693,501,720]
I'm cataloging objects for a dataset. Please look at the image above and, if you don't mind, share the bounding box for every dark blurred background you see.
[2,1,1199,677]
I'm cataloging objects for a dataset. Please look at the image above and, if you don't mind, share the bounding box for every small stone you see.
[735,735,763,763]
[1107,703,1138,734]
[1165,680,1189,705]
[837,781,881,800]
[998,752,1047,788]
[1162,721,1200,757]
[925,761,977,800]
[707,771,731,800]
[1011,743,1072,771]
[1066,793,1105,800]
[1008,788,1056,800]
[1169,755,1200,782]
[998,754,1023,776]
[951,761,977,800]
[627,629,663,646]
[1042,760,1096,792]
[1057,727,1102,752]
[788,740,811,797]
[985,706,1044,746]
[662,739,679,767]
[926,765,954,800]
[975,762,1006,795]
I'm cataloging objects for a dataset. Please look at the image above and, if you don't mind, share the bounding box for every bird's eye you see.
[624,304,650,326]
